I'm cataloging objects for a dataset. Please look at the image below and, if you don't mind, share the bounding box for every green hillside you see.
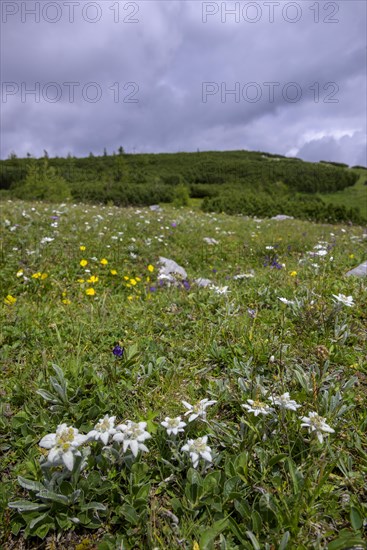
[1,150,365,224]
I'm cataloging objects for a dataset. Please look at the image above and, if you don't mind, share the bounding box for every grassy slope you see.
[0,200,366,548]
[320,169,367,219]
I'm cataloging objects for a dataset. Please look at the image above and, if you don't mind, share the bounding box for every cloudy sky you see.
[1,0,366,165]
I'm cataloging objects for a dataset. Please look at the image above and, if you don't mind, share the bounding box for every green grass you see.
[320,169,367,219]
[1,200,366,549]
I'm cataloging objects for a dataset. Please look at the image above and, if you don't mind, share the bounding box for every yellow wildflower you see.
[77,278,85,283]
[127,295,134,301]
[130,279,137,286]
[80,259,88,267]
[110,269,117,275]
[16,269,23,277]
[32,272,41,279]
[290,271,297,277]
[4,294,16,305]
[193,543,200,550]
[148,264,154,272]
[41,273,48,280]
[86,288,96,296]
[123,276,129,281]
[62,299,71,305]
[80,245,86,251]
[349,254,354,259]
[136,276,141,282]
[100,258,108,265]
[87,275,99,284]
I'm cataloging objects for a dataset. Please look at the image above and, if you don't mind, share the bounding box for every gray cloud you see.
[1,0,366,164]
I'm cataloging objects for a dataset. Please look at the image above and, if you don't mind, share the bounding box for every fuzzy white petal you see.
[39,434,56,449]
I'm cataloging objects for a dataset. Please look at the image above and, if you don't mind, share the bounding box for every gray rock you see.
[271,215,294,221]
[345,261,367,277]
[158,257,187,279]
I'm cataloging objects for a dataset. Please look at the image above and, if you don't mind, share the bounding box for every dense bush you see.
[201,190,363,224]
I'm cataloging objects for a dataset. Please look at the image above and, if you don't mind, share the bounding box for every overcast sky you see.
[1,0,366,165]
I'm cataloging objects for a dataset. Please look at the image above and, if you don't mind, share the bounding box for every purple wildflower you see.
[113,345,124,357]
[182,280,191,290]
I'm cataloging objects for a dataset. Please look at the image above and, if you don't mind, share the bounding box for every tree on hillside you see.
[15,159,71,202]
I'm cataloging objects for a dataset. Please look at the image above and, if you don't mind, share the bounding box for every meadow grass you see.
[320,170,367,220]
[0,200,366,549]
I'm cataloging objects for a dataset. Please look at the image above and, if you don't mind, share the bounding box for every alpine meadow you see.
[1,149,367,549]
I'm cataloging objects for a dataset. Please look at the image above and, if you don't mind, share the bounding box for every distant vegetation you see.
[0,149,365,223]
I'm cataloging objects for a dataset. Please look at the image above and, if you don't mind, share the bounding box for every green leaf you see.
[269,453,288,468]
[36,489,69,504]
[199,518,228,549]
[34,522,52,539]
[121,503,140,525]
[8,500,49,512]
[246,530,261,550]
[350,507,363,530]
[18,476,44,493]
[279,531,290,550]
[29,512,50,530]
[36,389,58,402]
[80,502,107,512]
[327,530,366,550]
[251,510,262,533]
[228,517,247,544]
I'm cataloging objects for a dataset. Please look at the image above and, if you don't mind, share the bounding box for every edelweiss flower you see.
[332,294,354,307]
[300,412,335,443]
[181,436,212,468]
[87,415,116,445]
[210,285,230,295]
[269,392,301,411]
[182,398,217,422]
[39,423,87,470]
[161,416,186,436]
[278,297,295,305]
[242,399,274,417]
[113,421,151,457]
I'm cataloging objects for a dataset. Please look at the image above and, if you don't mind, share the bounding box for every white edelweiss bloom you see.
[182,398,217,422]
[181,436,212,468]
[332,294,354,307]
[233,273,254,280]
[161,416,186,436]
[242,399,274,417]
[300,412,335,444]
[278,297,295,305]
[269,392,301,412]
[39,423,87,471]
[210,285,230,295]
[203,237,219,245]
[87,415,116,445]
[40,237,54,244]
[113,420,151,457]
